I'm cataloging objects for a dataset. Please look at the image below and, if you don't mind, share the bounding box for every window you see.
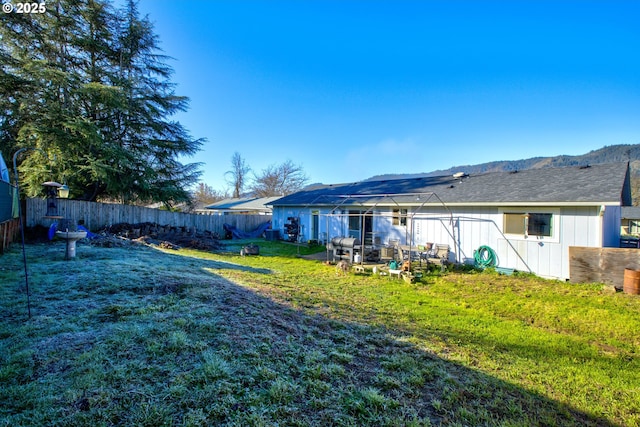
[348,210,360,231]
[630,220,640,235]
[528,213,552,237]
[393,209,407,226]
[504,212,526,235]
[503,212,553,237]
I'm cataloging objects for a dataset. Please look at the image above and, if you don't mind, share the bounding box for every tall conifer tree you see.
[0,0,202,204]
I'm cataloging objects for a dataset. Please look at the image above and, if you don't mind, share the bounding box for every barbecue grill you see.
[328,237,359,262]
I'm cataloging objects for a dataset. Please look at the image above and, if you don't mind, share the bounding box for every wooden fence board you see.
[569,246,640,288]
[0,218,20,253]
[25,198,271,237]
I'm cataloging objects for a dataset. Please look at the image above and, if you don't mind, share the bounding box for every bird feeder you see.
[42,181,65,219]
[58,182,70,199]
[48,181,85,259]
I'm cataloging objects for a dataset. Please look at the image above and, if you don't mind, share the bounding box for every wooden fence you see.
[569,246,640,289]
[0,218,20,253]
[0,179,19,253]
[25,198,271,236]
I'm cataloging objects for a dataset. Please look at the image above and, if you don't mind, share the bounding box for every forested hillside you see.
[367,144,640,204]
[368,144,640,180]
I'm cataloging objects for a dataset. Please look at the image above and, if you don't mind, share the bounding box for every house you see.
[269,163,631,280]
[202,197,280,215]
[621,206,640,236]
[620,206,640,248]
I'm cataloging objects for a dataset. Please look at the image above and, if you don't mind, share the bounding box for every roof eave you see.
[272,201,622,208]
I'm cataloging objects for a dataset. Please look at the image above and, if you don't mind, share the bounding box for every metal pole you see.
[13,148,34,319]
[12,147,47,320]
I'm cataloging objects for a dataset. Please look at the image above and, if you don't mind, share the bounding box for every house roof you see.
[205,197,281,212]
[622,206,640,219]
[271,163,631,208]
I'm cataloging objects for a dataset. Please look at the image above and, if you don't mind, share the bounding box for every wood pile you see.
[89,222,224,251]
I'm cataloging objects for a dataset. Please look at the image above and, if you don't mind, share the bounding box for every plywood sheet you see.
[569,246,640,288]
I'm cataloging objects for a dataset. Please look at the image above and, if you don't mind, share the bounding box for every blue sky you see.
[136,0,640,192]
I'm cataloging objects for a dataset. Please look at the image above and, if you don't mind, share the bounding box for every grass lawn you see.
[1,238,639,426]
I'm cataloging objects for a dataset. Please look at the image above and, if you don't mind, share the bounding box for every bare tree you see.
[193,183,225,205]
[183,183,226,212]
[225,152,251,198]
[251,159,309,197]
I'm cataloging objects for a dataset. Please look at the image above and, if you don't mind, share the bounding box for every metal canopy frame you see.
[287,191,456,264]
[284,191,531,272]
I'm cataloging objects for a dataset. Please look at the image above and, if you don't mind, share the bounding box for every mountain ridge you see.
[365,144,640,181]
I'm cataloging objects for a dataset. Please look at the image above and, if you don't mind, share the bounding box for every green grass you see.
[1,239,639,426]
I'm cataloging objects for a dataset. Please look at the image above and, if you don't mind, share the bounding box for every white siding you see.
[273,204,608,280]
[418,206,605,280]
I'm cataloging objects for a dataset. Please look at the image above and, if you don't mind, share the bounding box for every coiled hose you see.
[474,245,497,268]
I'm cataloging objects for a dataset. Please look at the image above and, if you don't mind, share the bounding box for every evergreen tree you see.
[108,0,202,204]
[0,0,202,204]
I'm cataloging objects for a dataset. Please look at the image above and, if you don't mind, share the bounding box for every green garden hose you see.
[474,245,497,268]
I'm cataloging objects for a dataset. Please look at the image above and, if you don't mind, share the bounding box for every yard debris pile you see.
[89,222,224,251]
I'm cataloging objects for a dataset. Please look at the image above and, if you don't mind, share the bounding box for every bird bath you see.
[55,230,87,259]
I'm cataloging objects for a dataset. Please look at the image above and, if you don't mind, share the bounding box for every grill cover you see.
[331,237,358,248]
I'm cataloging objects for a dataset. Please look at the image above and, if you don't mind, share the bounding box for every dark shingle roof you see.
[205,197,280,212]
[272,163,630,207]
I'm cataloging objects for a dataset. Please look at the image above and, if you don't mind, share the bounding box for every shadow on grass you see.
[0,243,623,426]
[66,239,273,274]
[155,247,274,275]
